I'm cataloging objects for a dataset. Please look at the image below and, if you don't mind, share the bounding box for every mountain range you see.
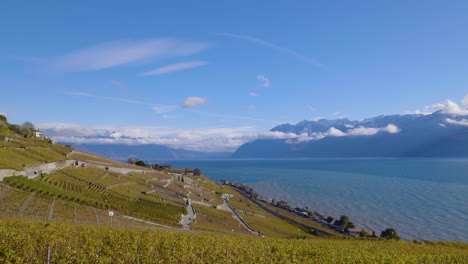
[64,111,468,159]
[233,111,468,158]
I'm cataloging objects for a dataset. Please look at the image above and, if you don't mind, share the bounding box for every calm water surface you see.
[170,158,468,242]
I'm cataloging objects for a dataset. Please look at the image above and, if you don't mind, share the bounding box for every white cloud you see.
[249,92,259,97]
[446,118,468,126]
[346,124,400,136]
[217,32,324,67]
[310,117,325,122]
[182,97,208,108]
[462,94,468,108]
[52,38,210,71]
[143,61,208,76]
[306,105,315,112]
[257,75,270,88]
[37,123,99,137]
[439,123,447,128]
[37,121,403,153]
[332,111,342,116]
[409,96,468,116]
[344,124,354,128]
[39,123,257,152]
[384,124,401,134]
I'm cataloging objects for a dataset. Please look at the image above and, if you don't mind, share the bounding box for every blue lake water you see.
[170,158,468,242]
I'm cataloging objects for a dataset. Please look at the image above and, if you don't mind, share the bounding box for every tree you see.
[22,121,35,130]
[359,230,371,238]
[135,160,146,167]
[128,156,138,165]
[339,215,350,228]
[380,228,400,240]
[20,122,35,138]
[193,168,201,176]
[0,115,7,123]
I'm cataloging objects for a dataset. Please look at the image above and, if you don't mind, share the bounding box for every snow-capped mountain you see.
[233,112,468,158]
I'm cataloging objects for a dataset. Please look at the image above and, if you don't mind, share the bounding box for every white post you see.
[109,211,114,226]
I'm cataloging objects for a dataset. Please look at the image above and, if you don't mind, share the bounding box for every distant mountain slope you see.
[69,143,230,161]
[233,112,468,158]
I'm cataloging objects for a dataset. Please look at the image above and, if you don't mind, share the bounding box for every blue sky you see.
[1,1,468,151]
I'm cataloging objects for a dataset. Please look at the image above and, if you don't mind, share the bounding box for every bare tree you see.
[22,121,35,130]
[128,156,138,165]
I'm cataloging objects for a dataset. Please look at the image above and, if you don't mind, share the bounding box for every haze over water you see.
[171,158,468,242]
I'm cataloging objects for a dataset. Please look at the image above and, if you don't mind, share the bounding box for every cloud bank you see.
[37,122,401,153]
[410,95,468,116]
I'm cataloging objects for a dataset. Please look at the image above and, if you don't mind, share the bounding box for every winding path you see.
[221,194,266,237]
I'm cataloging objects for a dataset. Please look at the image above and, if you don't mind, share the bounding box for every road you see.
[221,194,266,237]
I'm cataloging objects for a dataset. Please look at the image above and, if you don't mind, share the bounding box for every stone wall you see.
[24,160,76,178]
[1,159,152,181]
[0,169,25,181]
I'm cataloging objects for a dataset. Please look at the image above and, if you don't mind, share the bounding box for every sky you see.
[1,1,468,152]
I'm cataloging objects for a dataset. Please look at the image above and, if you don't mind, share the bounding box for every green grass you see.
[191,204,251,235]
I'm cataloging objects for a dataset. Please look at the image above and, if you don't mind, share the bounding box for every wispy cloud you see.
[182,97,208,108]
[241,104,256,111]
[111,80,128,91]
[462,94,468,108]
[67,92,178,118]
[143,61,208,76]
[332,111,342,116]
[257,75,270,88]
[217,32,324,67]
[249,92,259,97]
[152,105,178,114]
[52,38,210,72]
[306,105,315,112]
[68,92,154,106]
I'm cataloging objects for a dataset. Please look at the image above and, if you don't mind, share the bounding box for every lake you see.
[170,158,468,242]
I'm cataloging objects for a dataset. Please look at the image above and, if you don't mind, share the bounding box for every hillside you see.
[1,116,467,262]
[0,117,337,237]
[233,112,468,158]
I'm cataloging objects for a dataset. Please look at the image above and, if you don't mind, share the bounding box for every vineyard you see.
[0,219,467,263]
[1,124,467,263]
[2,166,186,226]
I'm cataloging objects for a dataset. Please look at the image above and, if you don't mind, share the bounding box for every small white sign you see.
[108,211,114,217]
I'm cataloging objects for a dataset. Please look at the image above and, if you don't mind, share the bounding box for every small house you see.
[34,131,45,140]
